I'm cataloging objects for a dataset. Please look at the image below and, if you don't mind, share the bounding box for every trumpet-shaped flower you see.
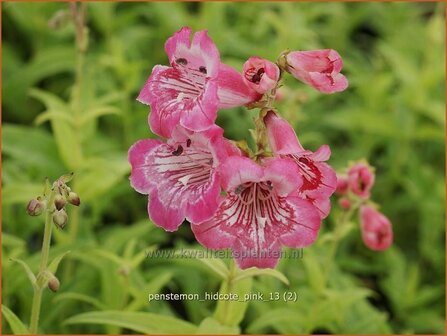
[285,49,348,94]
[347,162,375,199]
[128,126,227,231]
[264,111,337,218]
[138,27,260,138]
[243,57,280,94]
[192,156,321,269]
[360,205,393,251]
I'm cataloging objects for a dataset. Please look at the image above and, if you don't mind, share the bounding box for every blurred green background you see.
[2,1,445,334]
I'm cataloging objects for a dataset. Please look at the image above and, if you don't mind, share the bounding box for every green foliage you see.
[2,2,445,334]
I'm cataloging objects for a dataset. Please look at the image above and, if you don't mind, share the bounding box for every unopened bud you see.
[67,192,80,206]
[48,276,60,292]
[338,198,351,210]
[53,209,68,229]
[27,198,45,216]
[54,194,66,211]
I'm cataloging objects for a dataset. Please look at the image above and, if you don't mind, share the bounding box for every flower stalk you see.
[29,188,56,334]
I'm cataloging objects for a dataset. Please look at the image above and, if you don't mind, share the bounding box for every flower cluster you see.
[129,27,348,268]
[336,162,393,251]
[27,173,80,230]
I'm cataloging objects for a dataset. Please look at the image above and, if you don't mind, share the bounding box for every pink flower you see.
[285,49,348,94]
[335,174,349,195]
[338,198,351,210]
[138,27,260,138]
[128,126,228,231]
[360,205,393,251]
[192,156,321,269]
[264,111,337,218]
[242,57,280,94]
[347,163,375,199]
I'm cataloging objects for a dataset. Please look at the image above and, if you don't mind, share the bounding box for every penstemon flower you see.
[191,156,321,269]
[137,27,260,138]
[128,126,229,231]
[242,57,280,94]
[283,49,348,94]
[264,110,337,218]
[130,26,352,268]
[347,162,375,199]
[360,205,393,251]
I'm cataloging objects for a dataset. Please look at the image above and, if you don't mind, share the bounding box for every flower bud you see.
[285,49,348,94]
[360,205,393,251]
[27,198,45,216]
[347,163,375,199]
[335,175,349,196]
[242,57,280,94]
[53,209,68,229]
[54,194,66,211]
[67,192,80,206]
[48,275,60,292]
[338,197,351,210]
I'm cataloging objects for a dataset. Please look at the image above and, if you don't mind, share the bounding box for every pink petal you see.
[140,64,218,138]
[191,204,235,249]
[309,196,331,219]
[360,206,393,251]
[217,63,262,108]
[128,138,163,193]
[179,79,219,132]
[279,195,321,247]
[148,190,185,232]
[292,156,337,200]
[218,156,263,192]
[242,56,280,94]
[186,169,221,224]
[311,144,331,162]
[233,240,282,269]
[263,158,302,196]
[308,72,348,94]
[165,27,193,65]
[191,30,220,77]
[264,110,303,155]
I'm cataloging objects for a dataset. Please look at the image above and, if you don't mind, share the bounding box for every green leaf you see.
[2,305,30,335]
[197,317,240,334]
[214,277,252,327]
[29,88,83,170]
[54,292,107,311]
[2,183,43,205]
[76,157,130,201]
[2,124,64,176]
[34,109,75,126]
[174,249,229,279]
[126,272,173,311]
[9,258,36,287]
[246,308,303,334]
[79,106,121,125]
[233,267,289,286]
[48,250,71,274]
[64,311,197,334]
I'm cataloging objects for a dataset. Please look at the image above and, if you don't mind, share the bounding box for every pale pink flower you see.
[138,27,260,138]
[264,111,337,218]
[242,57,280,94]
[128,126,228,231]
[192,156,321,269]
[285,49,348,94]
[360,205,393,251]
[347,163,375,199]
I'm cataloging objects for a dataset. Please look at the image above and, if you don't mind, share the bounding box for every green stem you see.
[29,192,56,334]
[322,200,362,288]
[214,260,236,326]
